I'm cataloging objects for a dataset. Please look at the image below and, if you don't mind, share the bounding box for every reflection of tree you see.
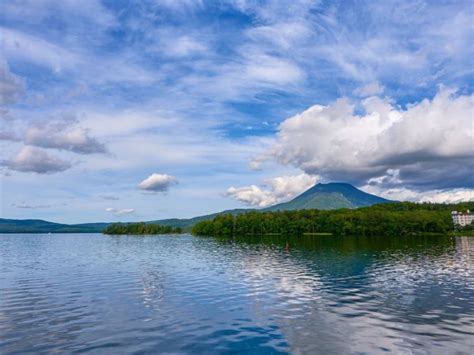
[214,234,456,279]
[455,236,474,256]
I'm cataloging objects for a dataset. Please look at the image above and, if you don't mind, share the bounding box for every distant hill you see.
[0,219,107,233]
[0,183,392,233]
[148,208,252,229]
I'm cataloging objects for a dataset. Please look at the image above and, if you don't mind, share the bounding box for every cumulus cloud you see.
[226,173,317,208]
[226,185,276,208]
[420,189,474,204]
[1,146,71,174]
[0,61,24,106]
[25,124,106,154]
[366,169,402,186]
[0,114,105,176]
[138,173,178,193]
[362,185,474,204]
[105,207,135,216]
[255,88,473,190]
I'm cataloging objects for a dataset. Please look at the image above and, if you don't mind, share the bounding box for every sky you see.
[0,0,473,224]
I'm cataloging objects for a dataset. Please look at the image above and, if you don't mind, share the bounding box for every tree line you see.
[192,202,474,237]
[103,222,182,235]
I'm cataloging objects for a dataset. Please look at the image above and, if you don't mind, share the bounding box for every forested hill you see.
[0,209,251,233]
[2,184,469,234]
[192,202,474,237]
[0,219,108,233]
[103,222,183,235]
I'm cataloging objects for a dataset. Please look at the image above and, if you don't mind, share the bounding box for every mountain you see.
[0,219,108,233]
[0,183,392,233]
[148,209,252,228]
[265,182,391,211]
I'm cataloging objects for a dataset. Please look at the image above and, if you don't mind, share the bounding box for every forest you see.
[192,202,474,237]
[103,222,182,235]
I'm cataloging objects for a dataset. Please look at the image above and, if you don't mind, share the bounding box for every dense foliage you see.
[192,202,474,237]
[103,222,182,235]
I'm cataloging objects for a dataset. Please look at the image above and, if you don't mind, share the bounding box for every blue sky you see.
[0,0,473,223]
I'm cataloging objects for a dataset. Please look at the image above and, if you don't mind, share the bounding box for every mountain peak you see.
[299,182,358,197]
[314,182,358,188]
[266,181,391,211]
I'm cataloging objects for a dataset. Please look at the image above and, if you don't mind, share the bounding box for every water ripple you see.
[0,233,473,354]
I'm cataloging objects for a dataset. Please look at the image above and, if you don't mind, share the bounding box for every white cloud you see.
[165,36,208,58]
[243,53,304,85]
[354,81,384,97]
[362,185,474,204]
[155,0,204,12]
[100,195,119,201]
[226,173,317,207]
[105,207,135,216]
[25,124,106,154]
[367,169,402,186]
[421,189,474,204]
[246,22,310,50]
[256,88,473,190]
[0,0,116,29]
[226,185,276,208]
[0,61,24,106]
[2,146,71,174]
[1,0,473,223]
[12,202,51,209]
[138,173,178,193]
[1,26,155,86]
[1,27,79,73]
[0,129,20,141]
[248,159,263,171]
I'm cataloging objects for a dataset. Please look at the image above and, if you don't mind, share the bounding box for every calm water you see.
[0,234,473,354]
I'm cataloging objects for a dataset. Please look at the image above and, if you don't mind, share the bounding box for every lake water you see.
[0,233,473,354]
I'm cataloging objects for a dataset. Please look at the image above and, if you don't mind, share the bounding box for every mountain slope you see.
[149,209,253,229]
[0,219,106,233]
[265,183,391,211]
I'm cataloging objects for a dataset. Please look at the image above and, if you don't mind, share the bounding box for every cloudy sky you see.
[0,0,473,223]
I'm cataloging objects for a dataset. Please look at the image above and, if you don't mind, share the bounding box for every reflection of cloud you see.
[235,247,323,307]
[367,237,473,294]
[217,236,473,354]
[141,271,164,311]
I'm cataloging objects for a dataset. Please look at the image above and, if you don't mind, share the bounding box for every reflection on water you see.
[0,233,473,354]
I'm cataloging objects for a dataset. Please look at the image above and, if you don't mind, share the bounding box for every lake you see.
[0,233,473,354]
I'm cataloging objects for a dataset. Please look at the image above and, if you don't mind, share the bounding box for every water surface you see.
[0,233,473,354]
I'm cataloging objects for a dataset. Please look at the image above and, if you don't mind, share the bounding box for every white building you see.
[451,210,474,227]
